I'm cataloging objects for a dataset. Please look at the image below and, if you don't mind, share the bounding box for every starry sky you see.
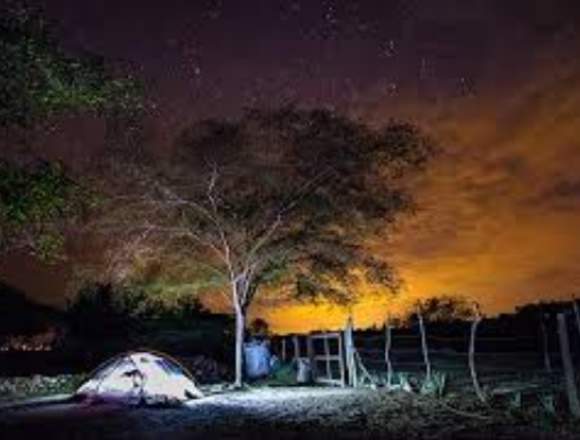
[3,0,580,332]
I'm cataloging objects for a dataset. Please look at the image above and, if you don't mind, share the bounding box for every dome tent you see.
[75,350,204,405]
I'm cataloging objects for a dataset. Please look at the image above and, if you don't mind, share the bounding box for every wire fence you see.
[271,309,580,408]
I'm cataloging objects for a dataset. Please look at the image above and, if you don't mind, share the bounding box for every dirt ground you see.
[0,387,577,440]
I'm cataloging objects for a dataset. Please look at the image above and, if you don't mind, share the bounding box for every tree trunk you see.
[234,307,246,388]
[231,273,254,388]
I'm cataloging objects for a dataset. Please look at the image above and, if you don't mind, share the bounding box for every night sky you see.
[3,0,580,332]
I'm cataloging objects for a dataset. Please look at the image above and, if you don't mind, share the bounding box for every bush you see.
[64,283,233,362]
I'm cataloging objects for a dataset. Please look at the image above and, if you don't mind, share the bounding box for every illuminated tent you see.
[75,350,204,405]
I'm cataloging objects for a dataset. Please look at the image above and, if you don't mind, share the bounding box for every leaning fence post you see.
[557,312,580,418]
[384,318,394,389]
[417,308,432,383]
[469,302,486,403]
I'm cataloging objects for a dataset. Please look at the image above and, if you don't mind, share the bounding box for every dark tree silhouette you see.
[409,295,474,324]
[249,318,270,338]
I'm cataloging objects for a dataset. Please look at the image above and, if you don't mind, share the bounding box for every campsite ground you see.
[1,387,578,439]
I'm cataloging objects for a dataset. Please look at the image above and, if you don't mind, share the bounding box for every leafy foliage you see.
[172,106,432,302]
[0,0,143,127]
[0,160,95,260]
[102,105,434,305]
[0,1,143,260]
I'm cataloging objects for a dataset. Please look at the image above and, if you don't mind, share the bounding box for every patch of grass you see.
[0,374,86,402]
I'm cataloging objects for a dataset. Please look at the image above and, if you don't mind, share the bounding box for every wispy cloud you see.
[264,43,580,333]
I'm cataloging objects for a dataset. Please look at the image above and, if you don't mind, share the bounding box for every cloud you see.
[262,39,580,333]
[381,48,580,316]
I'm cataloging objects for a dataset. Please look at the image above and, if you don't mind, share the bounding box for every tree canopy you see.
[0,160,95,260]
[103,107,432,304]
[0,0,142,127]
[0,1,143,261]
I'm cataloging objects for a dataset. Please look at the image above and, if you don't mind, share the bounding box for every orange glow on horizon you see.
[253,57,580,334]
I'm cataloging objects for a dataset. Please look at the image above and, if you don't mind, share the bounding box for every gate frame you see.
[308,332,346,386]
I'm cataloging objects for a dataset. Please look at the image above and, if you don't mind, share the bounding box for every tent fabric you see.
[75,350,204,405]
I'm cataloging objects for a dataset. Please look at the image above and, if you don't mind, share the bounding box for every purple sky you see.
[3,1,580,329]
[40,0,578,124]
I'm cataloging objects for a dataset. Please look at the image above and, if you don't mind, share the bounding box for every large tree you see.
[98,107,433,386]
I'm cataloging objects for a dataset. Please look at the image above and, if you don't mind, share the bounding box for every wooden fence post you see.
[307,334,316,380]
[293,335,300,360]
[281,337,287,362]
[417,309,432,383]
[345,318,352,386]
[338,331,346,387]
[469,303,486,403]
[557,312,580,418]
[384,319,394,389]
[572,298,580,339]
[344,316,358,387]
[539,310,552,373]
